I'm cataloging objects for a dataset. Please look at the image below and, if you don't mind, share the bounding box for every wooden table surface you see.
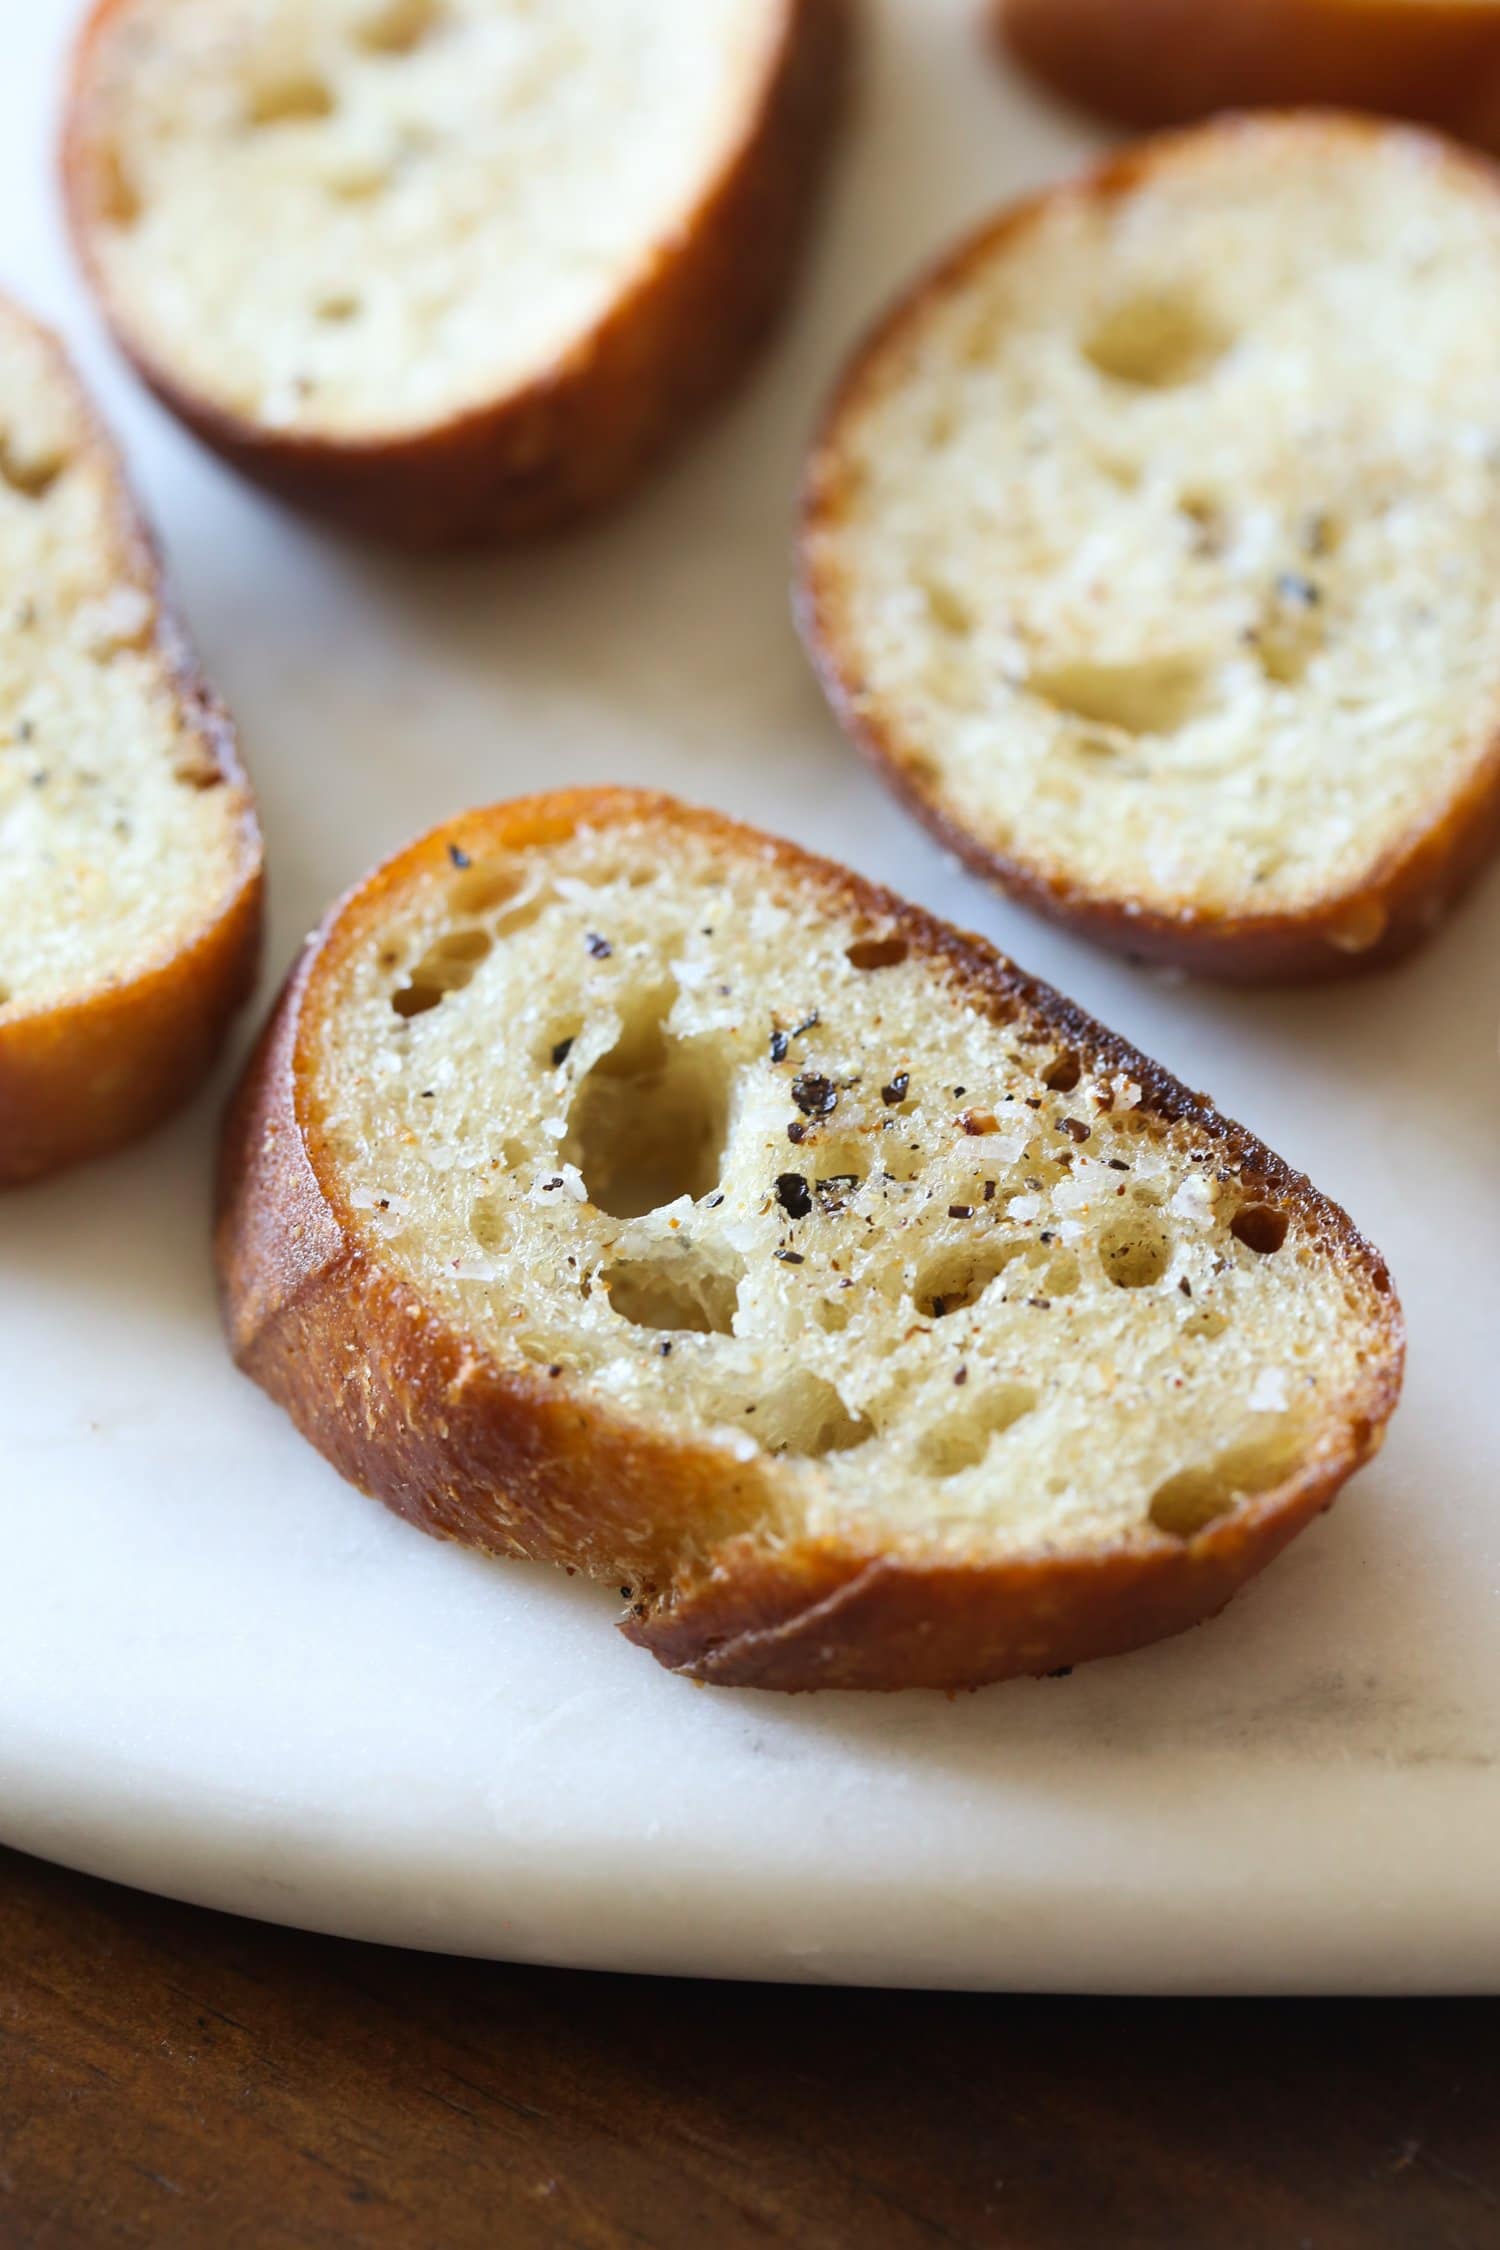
[2,1844,1496,2250]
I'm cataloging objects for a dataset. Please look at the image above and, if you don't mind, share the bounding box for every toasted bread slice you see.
[63,0,850,546]
[998,0,1500,154]
[217,788,1401,1692]
[799,115,1500,981]
[0,294,261,1187]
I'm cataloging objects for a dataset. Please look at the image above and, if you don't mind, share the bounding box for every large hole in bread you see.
[1027,656,1213,737]
[392,925,492,1018]
[1230,1203,1289,1256]
[565,995,728,1220]
[920,1385,1037,1477]
[756,1372,872,1459]
[1098,1215,1174,1289]
[913,1239,1024,1319]
[1083,292,1229,389]
[605,1247,742,1336]
[1148,1422,1300,1537]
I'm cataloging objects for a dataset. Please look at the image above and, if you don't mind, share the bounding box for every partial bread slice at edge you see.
[216,788,1402,1692]
[0,295,262,1186]
[62,0,852,547]
[798,113,1500,982]
[997,0,1500,154]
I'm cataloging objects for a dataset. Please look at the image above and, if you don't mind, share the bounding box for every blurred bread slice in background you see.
[0,291,261,1186]
[63,0,851,545]
[997,0,1500,153]
[799,113,1500,981]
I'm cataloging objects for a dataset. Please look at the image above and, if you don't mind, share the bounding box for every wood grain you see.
[1,1844,1496,2249]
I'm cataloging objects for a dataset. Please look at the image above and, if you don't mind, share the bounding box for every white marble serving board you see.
[3,0,1499,1994]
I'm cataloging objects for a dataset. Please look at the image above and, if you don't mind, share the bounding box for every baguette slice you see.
[217,788,1402,1692]
[0,294,261,1186]
[998,0,1500,154]
[799,114,1500,981]
[63,0,850,546]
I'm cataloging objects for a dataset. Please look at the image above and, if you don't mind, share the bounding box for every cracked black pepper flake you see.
[620,1587,632,1599]
[881,1072,909,1106]
[585,932,612,959]
[658,1341,672,1356]
[953,1086,966,1098]
[447,843,471,869]
[1061,1117,1091,1143]
[983,1180,997,1201]
[1028,1296,1051,1310]
[787,1121,807,1145]
[1048,1666,1074,1680]
[948,1204,972,1219]
[1276,571,1321,607]
[792,1012,819,1039]
[776,1172,812,1219]
[548,1364,563,1378]
[420,1089,434,1099]
[769,1029,790,1063]
[1108,1159,1130,1172]
[1179,1277,1193,1297]
[792,1073,838,1118]
[551,1037,574,1068]
[705,1191,725,1208]
[954,1365,968,1386]
[777,1250,805,1265]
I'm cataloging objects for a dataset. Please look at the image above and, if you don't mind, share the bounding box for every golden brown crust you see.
[0,314,263,1189]
[997,0,1500,154]
[796,114,1500,984]
[216,787,1403,1692]
[62,0,852,548]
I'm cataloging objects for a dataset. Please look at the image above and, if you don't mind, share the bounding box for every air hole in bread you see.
[1083,292,1229,389]
[846,935,910,971]
[469,1193,509,1255]
[1230,1202,1289,1256]
[354,0,443,54]
[246,72,336,126]
[392,924,492,1017]
[1098,1215,1173,1288]
[0,441,64,501]
[446,861,523,916]
[93,143,140,229]
[604,1246,742,1336]
[920,1384,1037,1477]
[1148,1422,1299,1537]
[920,578,974,637]
[914,1238,1023,1319]
[1041,1050,1081,1094]
[564,994,728,1220]
[172,755,225,791]
[1178,492,1228,557]
[758,1371,872,1458]
[1027,655,1213,737]
[1327,900,1389,955]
